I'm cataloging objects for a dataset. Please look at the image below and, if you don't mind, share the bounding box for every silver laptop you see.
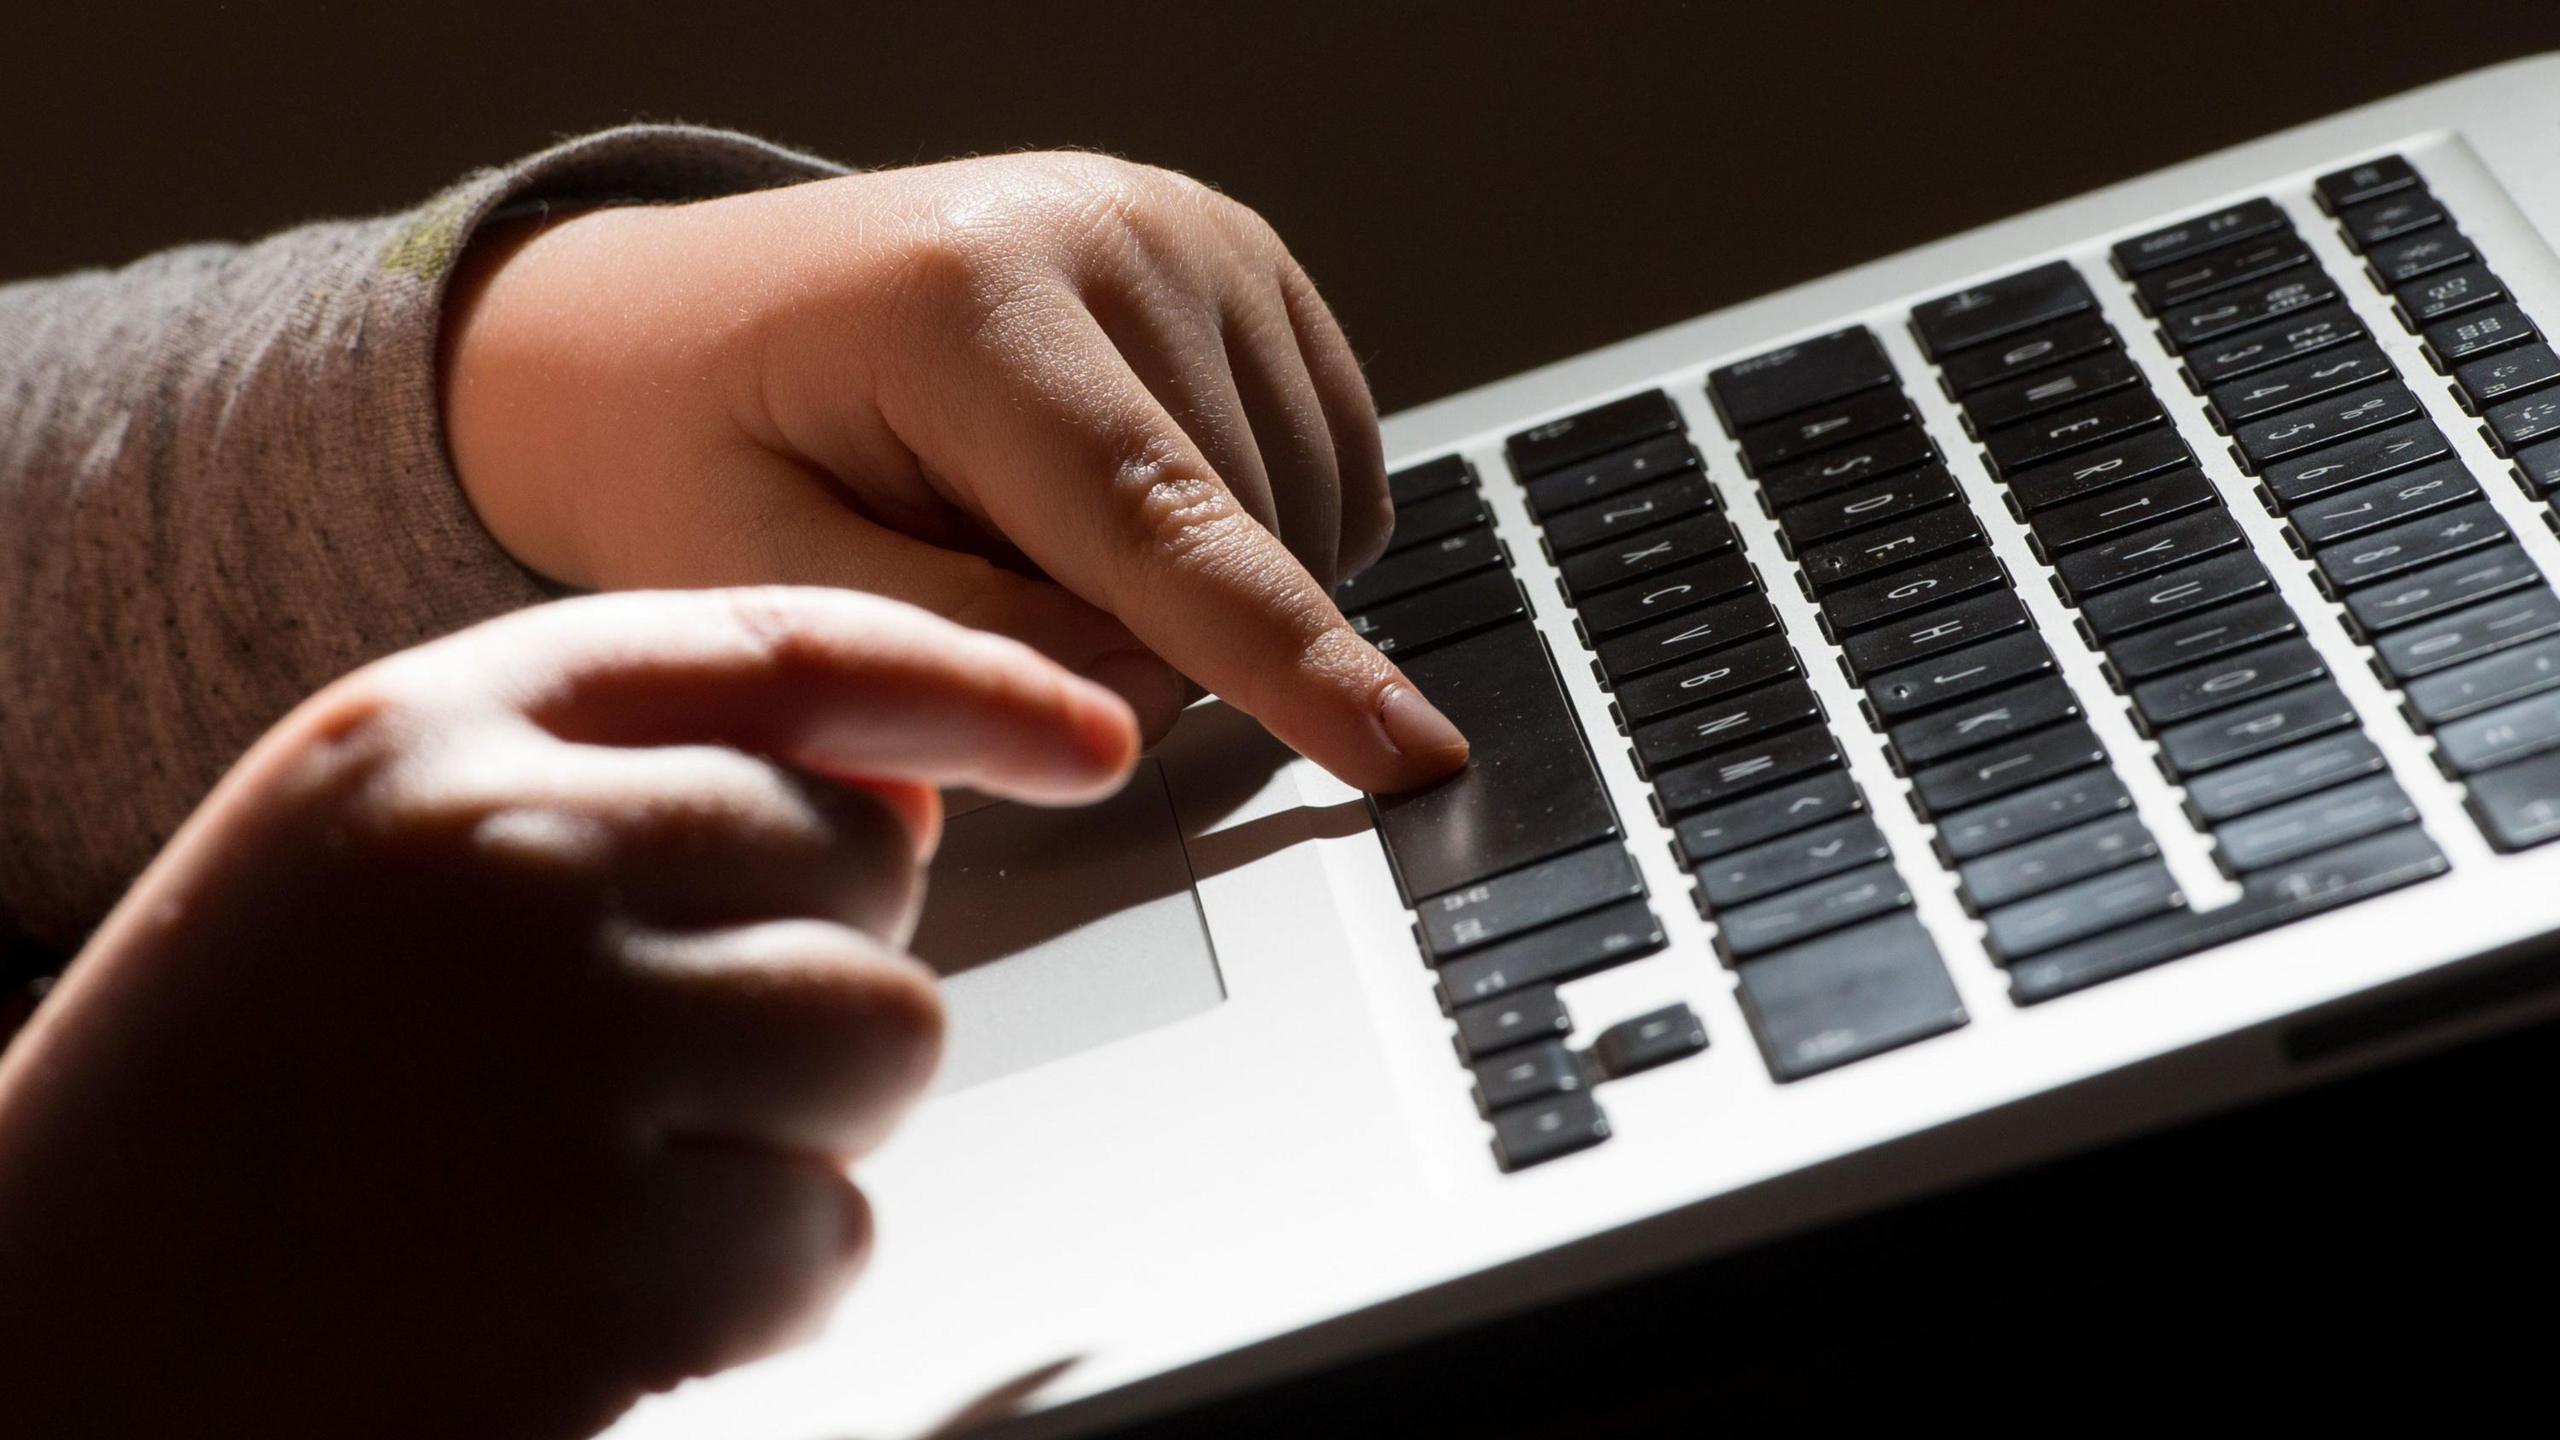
[612,54,2560,1438]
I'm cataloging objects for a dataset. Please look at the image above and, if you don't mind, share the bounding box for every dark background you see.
[11,0,2557,1428]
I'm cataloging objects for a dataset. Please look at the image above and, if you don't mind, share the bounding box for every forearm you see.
[0,125,842,951]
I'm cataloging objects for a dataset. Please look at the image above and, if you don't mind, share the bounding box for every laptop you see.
[612,54,2560,1438]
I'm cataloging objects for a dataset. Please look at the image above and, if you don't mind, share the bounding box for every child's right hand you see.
[0,588,1138,1438]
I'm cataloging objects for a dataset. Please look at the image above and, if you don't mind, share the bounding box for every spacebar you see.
[1371,621,1621,901]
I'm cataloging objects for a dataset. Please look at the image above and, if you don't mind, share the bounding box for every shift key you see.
[1373,623,1621,901]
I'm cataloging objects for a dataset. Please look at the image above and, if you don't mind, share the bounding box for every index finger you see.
[888,306,1470,793]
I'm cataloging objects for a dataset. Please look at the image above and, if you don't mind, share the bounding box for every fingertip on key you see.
[1376,679,1470,787]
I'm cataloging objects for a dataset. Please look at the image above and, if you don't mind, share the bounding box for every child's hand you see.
[440,153,1468,794]
[0,588,1137,1437]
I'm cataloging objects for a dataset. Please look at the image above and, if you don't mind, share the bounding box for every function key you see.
[1388,454,1476,508]
[1735,387,1915,473]
[2112,197,2292,276]
[1939,313,2118,396]
[2395,263,2504,328]
[1910,260,2096,359]
[1525,432,1700,518]
[1735,910,1966,1081]
[1508,391,1684,478]
[2365,228,2474,287]
[2339,190,2447,251]
[2425,302,2536,364]
[1590,1002,1709,1079]
[2485,390,2560,455]
[1709,327,1899,431]
[2455,342,2560,409]
[2316,155,2421,214]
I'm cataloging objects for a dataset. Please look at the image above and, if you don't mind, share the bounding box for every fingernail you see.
[1082,650,1188,744]
[1377,680,1469,770]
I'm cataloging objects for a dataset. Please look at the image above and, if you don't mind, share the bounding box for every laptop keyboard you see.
[1350,151,2560,1172]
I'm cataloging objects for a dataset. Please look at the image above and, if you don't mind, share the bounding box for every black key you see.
[1490,1090,1612,1172]
[1736,911,1966,1081]
[1910,719,2109,817]
[1415,843,1645,960]
[1938,313,2118,395]
[2437,686,2560,772]
[2181,731,2388,824]
[1612,633,1802,725]
[2375,586,2560,682]
[1889,675,2081,768]
[1982,388,2166,476]
[1575,551,1756,638]
[1595,591,1780,681]
[1335,525,1502,611]
[1673,769,1865,865]
[1388,454,1474,508]
[2485,389,2560,455]
[1934,767,2132,862]
[2031,466,2218,554]
[1544,469,1718,554]
[1708,327,1898,430]
[1911,260,2095,357]
[1821,545,2006,634]
[2106,592,2299,681]
[1715,861,1913,960]
[2406,634,2560,726]
[1840,588,2030,682]
[2340,190,2445,249]
[1737,389,1914,473]
[1374,624,1618,901]
[2516,437,2560,498]
[1695,815,1891,910]
[1798,504,1983,592]
[2136,232,2312,313]
[1453,987,1571,1063]
[2114,197,2291,275]
[2207,343,2395,426]
[2079,551,2274,642]
[1592,1003,1709,1079]
[1865,631,2056,722]
[1348,568,1524,657]
[1961,349,2142,432]
[1384,487,1492,553]
[2290,459,2478,547]
[1632,678,1822,772]
[1436,897,1665,1009]
[1526,432,1701,517]
[1652,725,1840,816]
[2231,379,2421,470]
[2215,773,2417,873]
[2365,227,2475,286]
[2312,501,2507,592]
[2004,427,2195,513]
[2456,342,2560,409]
[2155,678,2357,777]
[2316,156,2420,213]
[2008,826,2446,1004]
[2181,303,2365,387]
[2395,262,2503,327]
[2343,543,2542,634]
[2054,508,2245,600]
[2160,269,2340,351]
[1757,427,1938,510]
[2259,417,2452,507]
[1559,513,1736,599]
[2424,302,2536,364]
[1473,1039,1584,1112]
[1776,464,1960,548]
[1985,858,2183,961]
[1959,812,2157,911]
[2463,748,2560,851]
[2130,636,2327,729]
[1509,390,1684,477]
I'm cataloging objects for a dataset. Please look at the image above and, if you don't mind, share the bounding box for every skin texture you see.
[439,152,1470,790]
[0,588,1140,1437]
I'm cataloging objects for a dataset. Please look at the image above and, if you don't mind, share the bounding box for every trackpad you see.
[909,760,1223,1094]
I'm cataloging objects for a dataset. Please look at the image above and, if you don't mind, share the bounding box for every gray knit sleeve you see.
[0,125,845,953]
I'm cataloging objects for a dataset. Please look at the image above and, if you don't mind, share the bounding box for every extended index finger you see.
[889,305,1469,793]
